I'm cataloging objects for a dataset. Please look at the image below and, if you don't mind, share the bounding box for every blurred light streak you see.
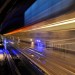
[4,18,75,35]
[25,18,75,32]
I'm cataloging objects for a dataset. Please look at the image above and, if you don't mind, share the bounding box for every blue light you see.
[0,50,3,52]
[4,38,7,49]
[4,49,9,54]
[34,39,45,53]
[36,40,41,42]
[0,50,4,54]
[12,50,19,55]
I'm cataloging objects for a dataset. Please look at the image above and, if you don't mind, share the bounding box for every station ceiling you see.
[0,0,35,34]
[0,0,75,34]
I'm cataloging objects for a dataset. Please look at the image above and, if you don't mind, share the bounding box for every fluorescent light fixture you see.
[24,18,75,32]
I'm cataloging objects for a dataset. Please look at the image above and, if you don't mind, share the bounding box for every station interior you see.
[0,0,75,75]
